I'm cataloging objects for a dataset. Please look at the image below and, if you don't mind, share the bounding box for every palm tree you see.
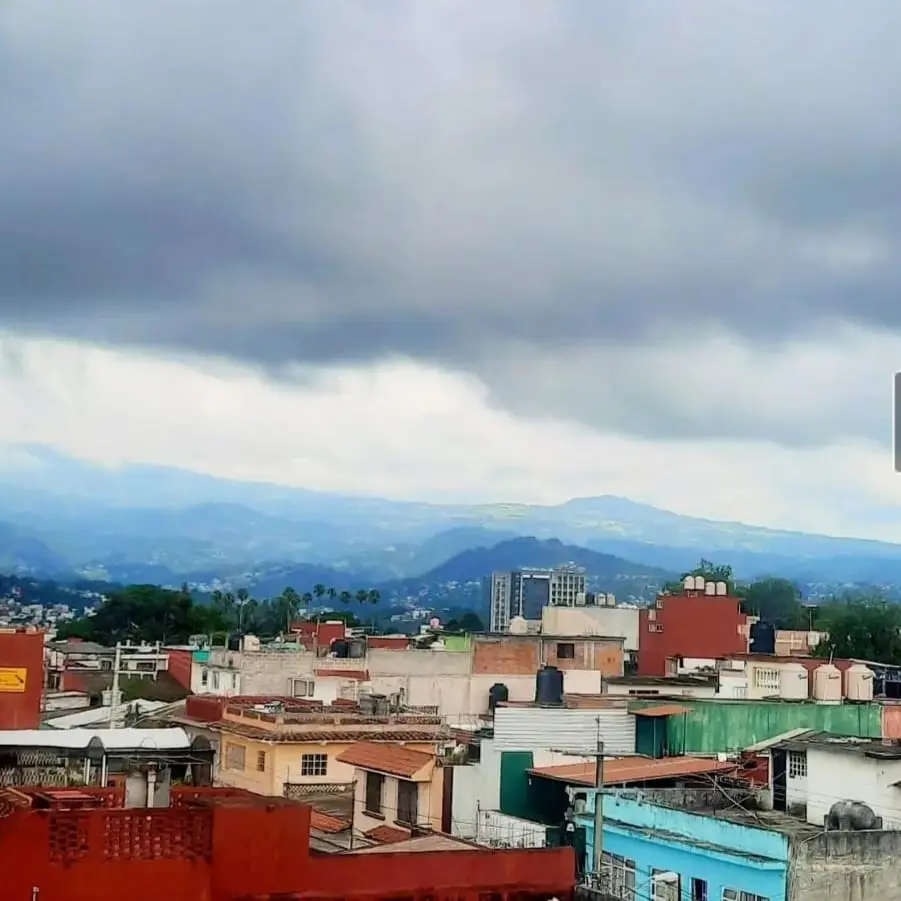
[354,589,368,605]
[313,584,326,602]
[236,587,252,631]
[326,587,337,605]
[279,587,301,633]
[367,589,381,605]
[339,590,352,605]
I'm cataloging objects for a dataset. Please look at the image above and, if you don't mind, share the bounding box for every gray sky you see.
[1,1,899,536]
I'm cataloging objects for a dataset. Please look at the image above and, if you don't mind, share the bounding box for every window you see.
[652,871,680,901]
[691,878,708,901]
[556,642,575,659]
[292,679,314,698]
[788,751,807,778]
[256,750,267,772]
[753,667,780,691]
[231,673,239,691]
[201,668,208,687]
[397,779,419,826]
[365,771,384,815]
[212,671,220,690]
[599,852,636,900]
[723,891,768,901]
[300,753,327,777]
[225,742,246,771]
[649,623,663,633]
[648,608,657,621]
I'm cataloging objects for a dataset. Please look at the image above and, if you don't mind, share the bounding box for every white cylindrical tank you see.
[693,576,705,591]
[715,581,727,595]
[813,663,842,703]
[780,663,810,700]
[606,593,615,606]
[683,576,694,591]
[705,581,716,595]
[845,664,875,702]
[508,616,528,635]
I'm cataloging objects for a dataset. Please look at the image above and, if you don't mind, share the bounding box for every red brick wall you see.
[638,594,748,676]
[164,648,194,690]
[0,628,44,729]
[473,637,540,674]
[543,639,623,676]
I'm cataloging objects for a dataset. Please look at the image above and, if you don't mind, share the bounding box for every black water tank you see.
[535,665,564,706]
[749,621,776,655]
[347,639,366,658]
[227,633,243,652]
[488,682,509,712]
[331,639,349,658]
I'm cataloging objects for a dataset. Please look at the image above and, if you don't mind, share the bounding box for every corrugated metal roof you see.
[349,833,477,854]
[743,728,813,753]
[493,706,635,755]
[528,755,739,786]
[0,727,191,751]
[631,704,690,717]
[336,741,434,779]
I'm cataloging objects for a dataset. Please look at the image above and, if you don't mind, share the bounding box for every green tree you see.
[367,589,381,605]
[459,611,484,632]
[313,584,326,603]
[663,558,736,594]
[355,589,368,605]
[339,590,352,604]
[740,577,807,629]
[813,599,901,665]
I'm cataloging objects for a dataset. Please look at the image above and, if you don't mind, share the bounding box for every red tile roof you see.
[365,824,411,844]
[528,756,739,786]
[309,810,350,833]
[211,722,444,743]
[336,741,435,778]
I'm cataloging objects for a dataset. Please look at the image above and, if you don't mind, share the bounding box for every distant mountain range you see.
[2,444,901,597]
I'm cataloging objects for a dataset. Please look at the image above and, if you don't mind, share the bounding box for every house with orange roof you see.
[337,741,451,843]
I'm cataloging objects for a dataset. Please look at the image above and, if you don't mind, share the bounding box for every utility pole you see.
[593,739,604,879]
[108,641,122,729]
[551,719,606,882]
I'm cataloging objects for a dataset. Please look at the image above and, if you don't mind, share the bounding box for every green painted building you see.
[629,699,883,754]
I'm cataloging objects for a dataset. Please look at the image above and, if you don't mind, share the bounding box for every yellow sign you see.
[0,668,27,692]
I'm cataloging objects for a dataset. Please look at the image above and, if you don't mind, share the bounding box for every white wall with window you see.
[785,749,807,811]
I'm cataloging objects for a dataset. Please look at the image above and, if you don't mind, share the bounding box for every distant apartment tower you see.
[488,564,586,631]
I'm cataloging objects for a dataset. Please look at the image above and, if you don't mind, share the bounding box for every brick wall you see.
[473,637,540,674]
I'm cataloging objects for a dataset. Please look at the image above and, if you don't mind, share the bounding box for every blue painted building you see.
[576,792,789,901]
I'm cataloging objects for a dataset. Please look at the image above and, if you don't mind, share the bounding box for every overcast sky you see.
[1,1,900,539]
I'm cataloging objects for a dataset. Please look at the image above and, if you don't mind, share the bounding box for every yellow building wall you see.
[216,733,440,797]
[353,765,446,834]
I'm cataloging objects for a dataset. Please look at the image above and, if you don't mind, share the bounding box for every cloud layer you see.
[0,333,899,541]
[2,1,900,446]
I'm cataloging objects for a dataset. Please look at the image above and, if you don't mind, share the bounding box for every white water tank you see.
[693,576,705,591]
[780,663,810,700]
[705,581,716,595]
[509,616,528,635]
[715,581,727,595]
[845,664,875,702]
[813,663,842,703]
[683,576,694,591]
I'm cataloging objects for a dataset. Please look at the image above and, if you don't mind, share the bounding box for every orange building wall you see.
[0,628,44,729]
[473,635,622,677]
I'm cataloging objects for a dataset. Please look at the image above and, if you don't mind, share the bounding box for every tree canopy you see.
[56,581,381,646]
[812,600,901,665]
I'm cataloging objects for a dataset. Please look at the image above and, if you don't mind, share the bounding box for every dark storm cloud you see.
[2,0,901,441]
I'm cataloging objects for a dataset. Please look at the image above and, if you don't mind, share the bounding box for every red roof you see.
[528,756,739,786]
[365,824,411,844]
[336,741,435,778]
[310,810,350,833]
